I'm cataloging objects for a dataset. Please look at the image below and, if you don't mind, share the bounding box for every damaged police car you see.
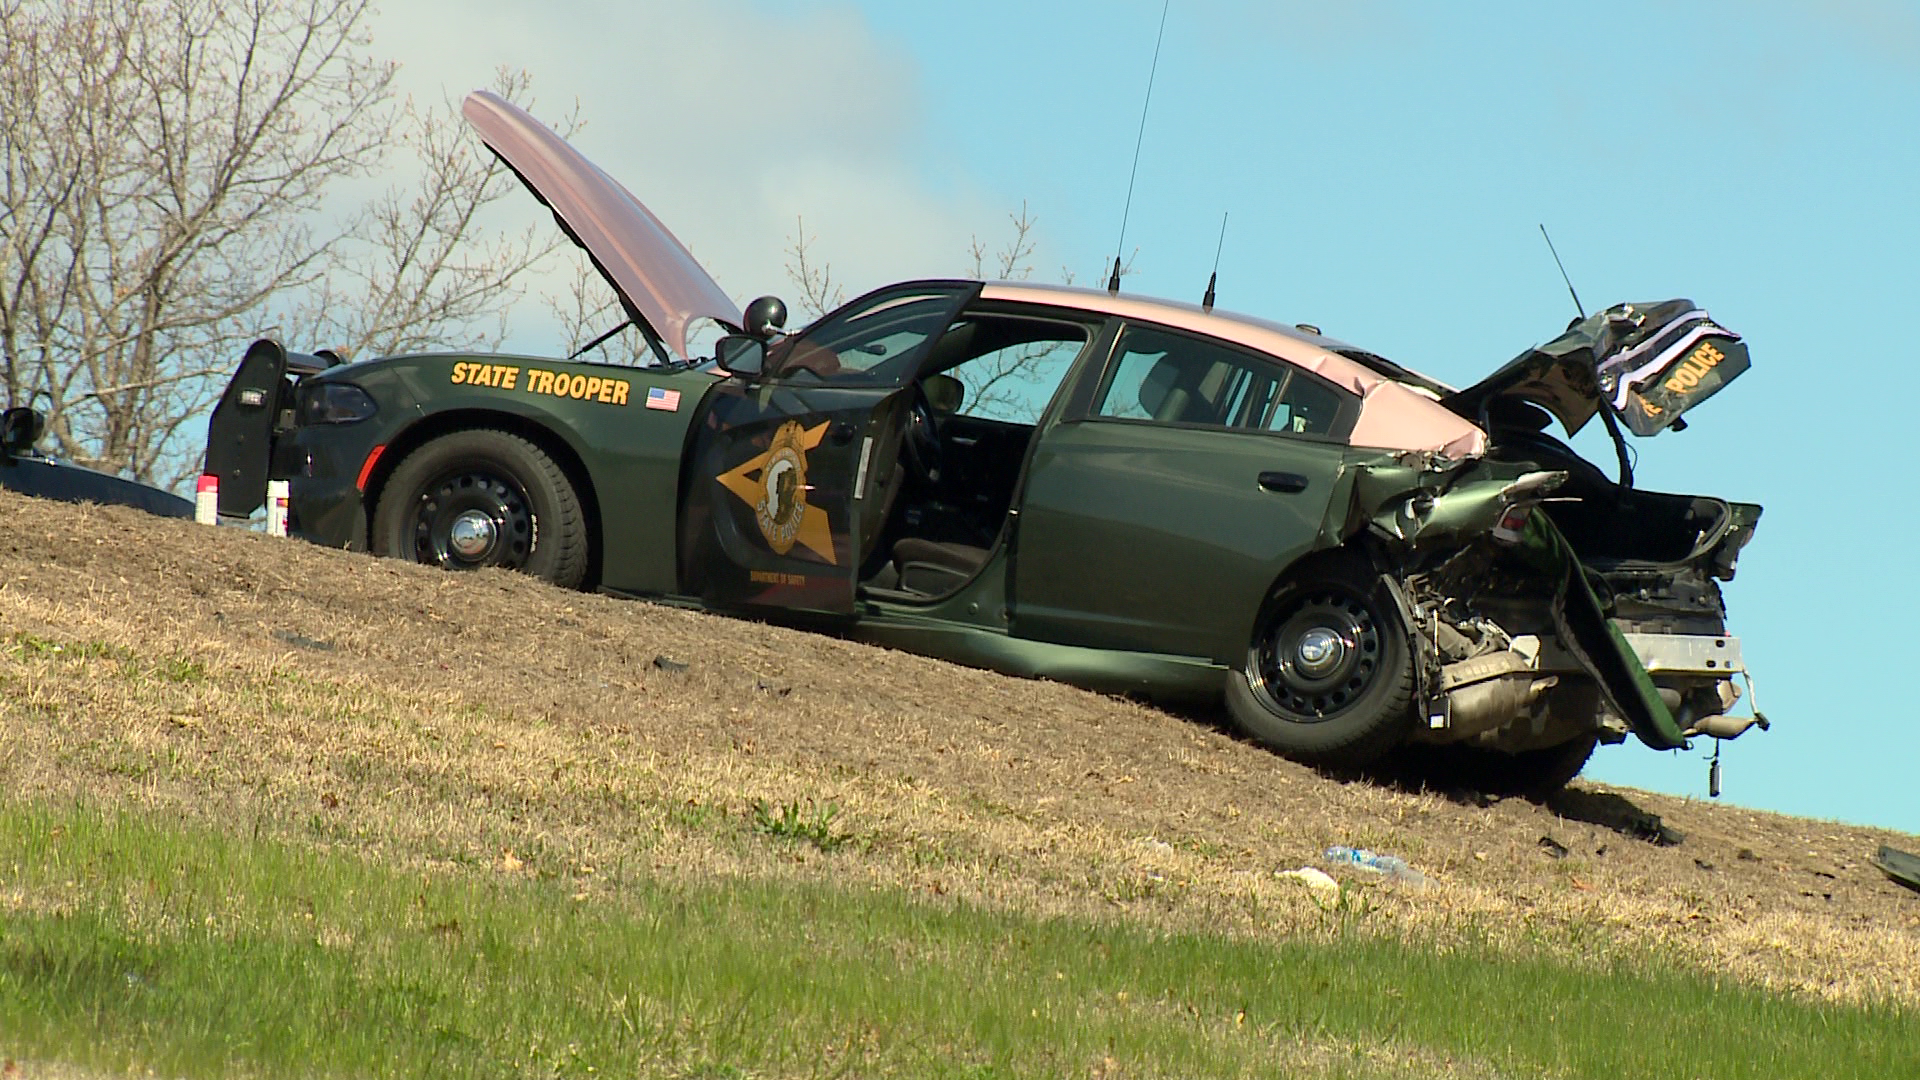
[204,91,1766,793]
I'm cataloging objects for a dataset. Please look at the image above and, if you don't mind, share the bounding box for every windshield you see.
[766,285,974,386]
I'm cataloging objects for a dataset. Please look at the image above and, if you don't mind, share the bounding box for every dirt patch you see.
[2,489,1916,1005]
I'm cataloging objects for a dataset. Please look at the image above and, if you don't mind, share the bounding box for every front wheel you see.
[370,430,588,588]
[1225,554,1415,767]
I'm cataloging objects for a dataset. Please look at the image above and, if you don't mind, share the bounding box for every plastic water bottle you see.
[1324,846,1427,886]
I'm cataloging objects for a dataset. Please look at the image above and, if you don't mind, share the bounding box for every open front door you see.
[205,339,290,518]
[681,282,977,615]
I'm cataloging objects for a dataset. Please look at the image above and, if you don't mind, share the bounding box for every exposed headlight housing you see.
[299,382,377,425]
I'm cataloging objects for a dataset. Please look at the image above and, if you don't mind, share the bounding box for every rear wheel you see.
[371,430,588,588]
[1399,735,1600,801]
[1225,555,1415,767]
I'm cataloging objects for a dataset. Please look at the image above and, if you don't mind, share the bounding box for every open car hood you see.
[461,91,741,359]
[1446,300,1750,437]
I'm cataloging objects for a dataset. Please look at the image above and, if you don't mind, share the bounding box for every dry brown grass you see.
[3,489,1916,1008]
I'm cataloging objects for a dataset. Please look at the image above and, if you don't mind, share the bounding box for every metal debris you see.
[1873,846,1920,894]
[272,629,335,651]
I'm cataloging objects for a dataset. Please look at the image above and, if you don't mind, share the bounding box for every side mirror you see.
[1,406,44,457]
[743,295,788,339]
[714,334,766,377]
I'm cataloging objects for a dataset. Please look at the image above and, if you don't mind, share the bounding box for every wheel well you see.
[1244,542,1396,648]
[363,409,604,588]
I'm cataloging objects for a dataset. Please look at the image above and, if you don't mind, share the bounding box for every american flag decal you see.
[645,386,681,411]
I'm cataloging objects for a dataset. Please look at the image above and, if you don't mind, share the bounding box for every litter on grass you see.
[1276,867,1340,895]
[1325,846,1428,886]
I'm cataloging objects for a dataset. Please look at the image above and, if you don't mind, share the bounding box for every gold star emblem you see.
[715,420,836,564]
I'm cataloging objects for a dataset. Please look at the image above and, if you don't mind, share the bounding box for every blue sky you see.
[374,1,1920,831]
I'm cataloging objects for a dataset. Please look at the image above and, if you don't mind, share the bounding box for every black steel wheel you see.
[1225,554,1415,766]
[371,430,588,588]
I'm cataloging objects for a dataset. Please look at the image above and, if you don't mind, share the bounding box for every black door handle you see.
[829,422,859,445]
[1258,471,1309,494]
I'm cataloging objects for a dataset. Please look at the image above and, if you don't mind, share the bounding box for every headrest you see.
[922,373,964,415]
[1137,355,1182,417]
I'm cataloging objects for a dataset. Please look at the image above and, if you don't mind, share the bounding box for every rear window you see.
[1093,325,1351,438]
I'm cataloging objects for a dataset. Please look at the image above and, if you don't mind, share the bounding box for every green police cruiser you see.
[205,91,1767,794]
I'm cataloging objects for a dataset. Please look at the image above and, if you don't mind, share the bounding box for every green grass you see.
[750,799,853,853]
[0,802,1913,1079]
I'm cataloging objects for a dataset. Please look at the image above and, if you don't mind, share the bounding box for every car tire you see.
[1417,736,1600,801]
[370,430,588,588]
[1225,554,1416,767]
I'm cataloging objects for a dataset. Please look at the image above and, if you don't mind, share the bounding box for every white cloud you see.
[367,0,1007,349]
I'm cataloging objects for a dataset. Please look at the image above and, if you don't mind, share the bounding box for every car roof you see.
[978,281,1392,398]
[974,281,1485,458]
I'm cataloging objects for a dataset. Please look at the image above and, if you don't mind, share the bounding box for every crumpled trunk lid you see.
[1447,300,1750,437]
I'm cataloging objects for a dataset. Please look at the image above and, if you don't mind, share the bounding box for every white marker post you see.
[195,474,219,525]
[266,480,290,537]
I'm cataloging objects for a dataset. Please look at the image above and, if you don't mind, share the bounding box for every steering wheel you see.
[900,385,942,483]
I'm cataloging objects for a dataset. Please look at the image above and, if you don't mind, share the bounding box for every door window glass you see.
[768,286,970,386]
[1093,325,1348,437]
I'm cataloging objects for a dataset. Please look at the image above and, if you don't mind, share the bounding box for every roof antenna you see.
[1108,0,1172,295]
[1538,223,1584,318]
[1540,223,1635,487]
[1201,211,1227,311]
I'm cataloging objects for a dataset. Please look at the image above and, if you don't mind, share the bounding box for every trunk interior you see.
[1486,427,1733,571]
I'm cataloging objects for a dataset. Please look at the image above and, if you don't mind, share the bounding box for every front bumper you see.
[289,474,368,550]
[269,420,385,551]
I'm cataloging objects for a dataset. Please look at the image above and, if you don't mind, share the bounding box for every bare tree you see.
[966,201,1039,283]
[297,68,575,363]
[544,247,656,366]
[1060,248,1136,289]
[955,203,1059,419]
[783,216,845,320]
[0,1,561,488]
[0,0,395,484]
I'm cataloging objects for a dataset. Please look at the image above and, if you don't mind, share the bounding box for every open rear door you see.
[680,283,976,615]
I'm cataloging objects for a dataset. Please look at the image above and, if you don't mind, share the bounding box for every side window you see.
[1092,325,1349,437]
[1267,371,1346,436]
[940,319,1089,426]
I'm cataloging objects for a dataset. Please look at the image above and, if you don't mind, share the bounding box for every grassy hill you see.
[1,489,1916,1077]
